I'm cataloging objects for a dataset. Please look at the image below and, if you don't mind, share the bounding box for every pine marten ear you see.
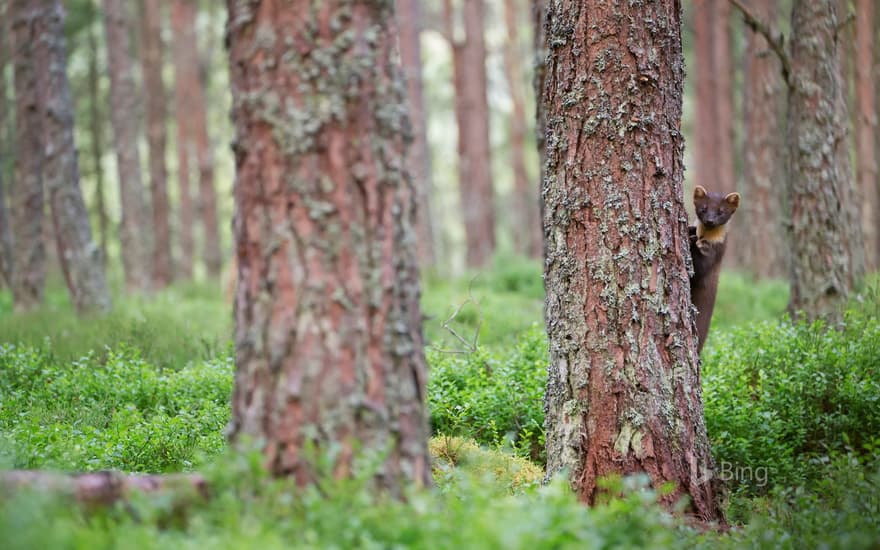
[724,192,740,209]
[694,186,707,200]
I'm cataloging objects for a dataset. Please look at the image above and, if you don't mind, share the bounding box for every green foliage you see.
[0,282,231,370]
[0,452,692,550]
[0,344,231,472]
[428,324,547,462]
[702,306,880,493]
[711,455,880,549]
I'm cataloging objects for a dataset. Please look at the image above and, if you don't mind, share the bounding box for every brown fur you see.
[689,185,740,353]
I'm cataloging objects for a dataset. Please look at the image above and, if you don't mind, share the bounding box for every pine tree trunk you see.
[445,0,496,268]
[226,0,431,491]
[0,0,13,289]
[693,0,735,197]
[397,0,437,269]
[141,0,173,287]
[87,18,108,268]
[170,0,196,280]
[855,0,878,271]
[35,0,110,313]
[191,61,221,280]
[741,1,783,279]
[10,0,46,311]
[542,0,721,521]
[103,0,152,293]
[503,0,539,259]
[786,0,863,320]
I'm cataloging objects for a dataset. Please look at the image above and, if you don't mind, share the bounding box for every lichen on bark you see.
[226,0,431,494]
[541,0,721,521]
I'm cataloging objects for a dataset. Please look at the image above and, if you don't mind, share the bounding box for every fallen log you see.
[1,470,208,508]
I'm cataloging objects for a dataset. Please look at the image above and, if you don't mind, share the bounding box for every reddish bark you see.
[397,0,437,269]
[855,0,878,270]
[740,0,783,279]
[542,0,721,521]
[103,0,153,292]
[444,0,496,268]
[141,0,174,287]
[226,0,431,491]
[503,0,540,259]
[692,0,735,194]
[10,0,46,311]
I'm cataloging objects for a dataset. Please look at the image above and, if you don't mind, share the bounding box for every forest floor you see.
[0,257,878,549]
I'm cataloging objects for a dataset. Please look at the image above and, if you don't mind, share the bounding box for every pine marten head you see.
[694,186,740,242]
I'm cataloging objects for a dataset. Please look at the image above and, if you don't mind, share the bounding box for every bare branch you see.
[729,0,792,87]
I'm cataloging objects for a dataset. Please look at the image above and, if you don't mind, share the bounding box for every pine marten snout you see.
[689,185,740,353]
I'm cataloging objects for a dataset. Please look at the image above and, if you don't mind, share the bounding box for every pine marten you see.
[688,185,740,353]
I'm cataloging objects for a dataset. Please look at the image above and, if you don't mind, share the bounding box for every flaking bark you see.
[541,0,721,521]
[786,0,863,320]
[226,0,432,492]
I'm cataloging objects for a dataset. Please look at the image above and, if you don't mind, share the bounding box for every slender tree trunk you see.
[444,0,496,268]
[855,0,878,270]
[226,0,431,491]
[87,17,108,268]
[503,0,540,259]
[10,0,46,311]
[397,0,437,269]
[741,0,783,279]
[193,86,221,279]
[34,0,110,313]
[103,0,152,292]
[786,0,862,320]
[693,0,735,195]
[141,0,173,287]
[542,0,721,521]
[0,0,13,289]
[170,0,196,280]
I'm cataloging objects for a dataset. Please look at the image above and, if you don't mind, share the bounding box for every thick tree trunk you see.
[692,0,735,195]
[170,0,196,280]
[503,0,540,259]
[397,0,437,269]
[35,0,110,313]
[103,0,152,293]
[445,0,496,268]
[87,19,108,268]
[740,1,783,279]
[10,0,46,311]
[786,0,863,320]
[542,0,721,521]
[226,0,431,491]
[855,0,878,271]
[141,0,173,287]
